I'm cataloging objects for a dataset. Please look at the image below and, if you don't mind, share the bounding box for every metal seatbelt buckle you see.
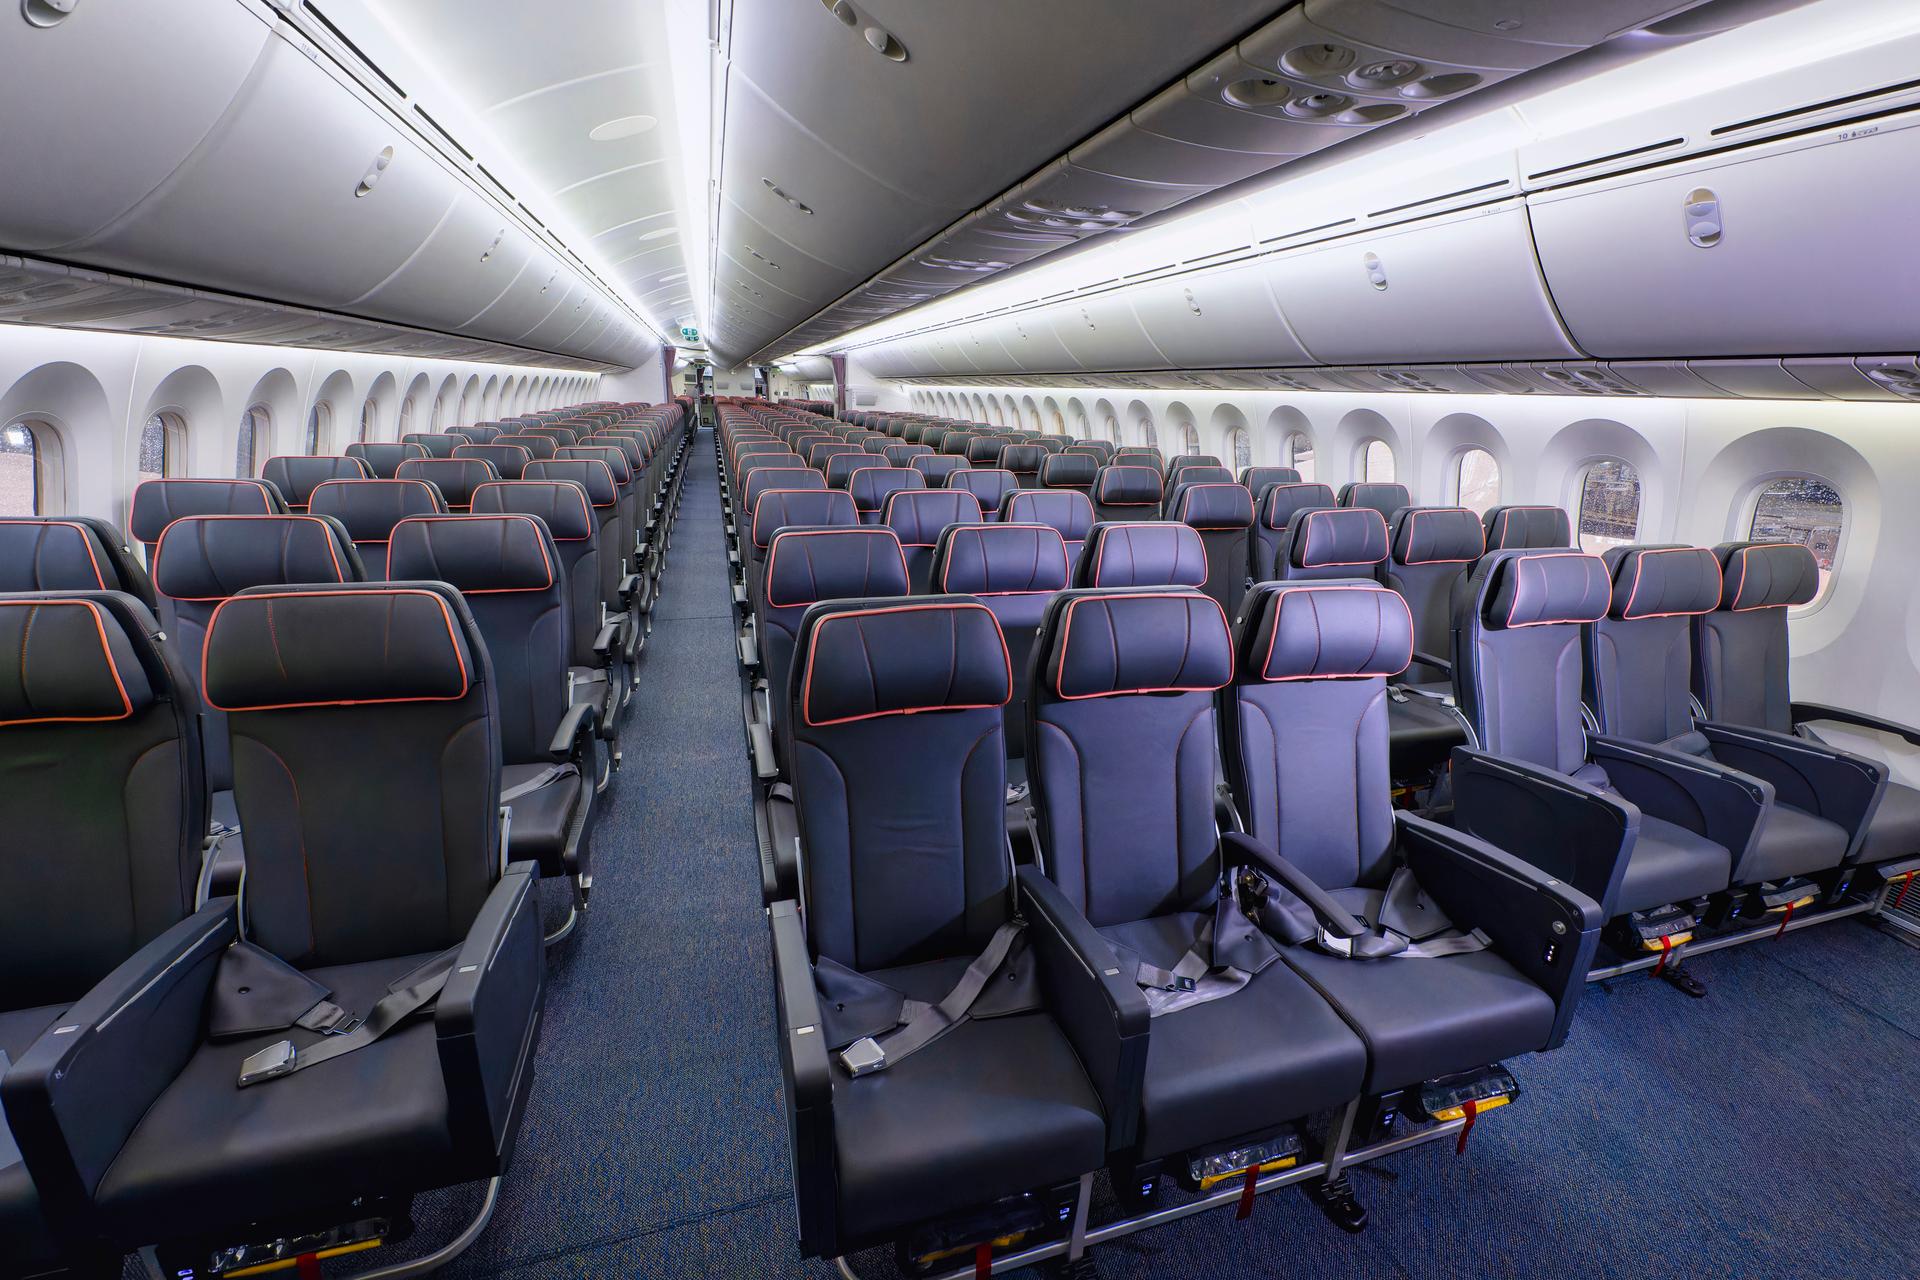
[238,1040,298,1087]
[838,1037,886,1078]
[1168,976,1197,993]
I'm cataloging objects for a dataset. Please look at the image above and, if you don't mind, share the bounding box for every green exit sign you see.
[679,326,700,341]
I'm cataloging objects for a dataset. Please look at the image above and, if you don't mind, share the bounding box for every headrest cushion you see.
[1174,483,1255,530]
[0,520,111,591]
[1046,589,1233,699]
[0,597,154,725]
[848,467,925,510]
[1170,465,1232,487]
[1392,507,1485,566]
[128,479,281,543]
[937,524,1070,595]
[753,489,859,548]
[764,528,911,610]
[204,586,473,711]
[498,434,559,460]
[396,458,500,505]
[1486,551,1610,628]
[558,446,632,485]
[524,459,617,506]
[401,433,465,458]
[1484,505,1571,551]
[1241,466,1302,494]
[744,468,826,511]
[1609,546,1723,619]
[470,481,597,542]
[1249,583,1413,681]
[882,490,983,546]
[799,599,1011,726]
[1041,453,1097,486]
[949,469,1018,504]
[910,455,970,482]
[388,516,555,593]
[1340,482,1411,517]
[1721,541,1819,611]
[152,516,351,601]
[1003,489,1094,539]
[308,480,446,541]
[261,456,371,506]
[1290,507,1388,569]
[1082,522,1208,589]
[1261,482,1337,531]
[1094,465,1164,505]
[454,443,535,478]
[1000,444,1047,473]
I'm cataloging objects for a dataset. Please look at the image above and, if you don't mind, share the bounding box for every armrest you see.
[437,862,544,1164]
[1588,735,1768,870]
[768,900,837,1257]
[1411,649,1453,676]
[1450,747,1635,920]
[1397,813,1602,1051]
[1792,702,1920,747]
[617,572,640,606]
[1015,866,1149,1153]
[738,626,761,671]
[1698,721,1886,848]
[591,620,621,662]
[2,899,238,1234]
[547,699,599,763]
[1218,831,1367,939]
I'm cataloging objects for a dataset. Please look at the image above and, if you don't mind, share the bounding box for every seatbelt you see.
[1243,864,1489,961]
[1126,909,1261,1018]
[837,918,1025,1078]
[236,949,460,1088]
[500,763,572,804]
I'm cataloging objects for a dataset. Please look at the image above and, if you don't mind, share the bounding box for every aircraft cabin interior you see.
[6,1,1920,1277]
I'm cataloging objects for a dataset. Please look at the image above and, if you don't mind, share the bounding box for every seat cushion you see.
[502,763,583,873]
[1744,801,1849,883]
[1616,814,1733,916]
[1282,944,1557,1094]
[1858,779,1920,867]
[1134,952,1366,1161]
[1,1004,65,1272]
[831,958,1106,1246]
[93,955,475,1243]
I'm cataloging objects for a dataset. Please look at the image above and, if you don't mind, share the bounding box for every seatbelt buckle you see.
[838,1037,887,1078]
[238,1040,298,1087]
[1166,976,1197,993]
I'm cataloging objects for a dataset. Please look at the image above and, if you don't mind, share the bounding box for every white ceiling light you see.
[588,114,658,142]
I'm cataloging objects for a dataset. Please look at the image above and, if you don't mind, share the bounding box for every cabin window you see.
[0,419,50,516]
[1103,414,1120,443]
[1361,438,1395,483]
[398,398,415,437]
[1577,459,1641,553]
[1138,418,1158,449]
[360,397,378,443]
[138,412,185,488]
[430,395,446,432]
[305,404,329,455]
[1227,427,1252,472]
[1453,448,1500,516]
[235,405,268,478]
[1179,422,1200,456]
[1285,432,1315,482]
[1749,475,1843,600]
[1050,406,1066,434]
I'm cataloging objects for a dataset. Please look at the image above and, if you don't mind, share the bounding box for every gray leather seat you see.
[1482,504,1570,552]
[1337,482,1409,523]
[848,466,924,526]
[395,456,499,512]
[882,490,983,593]
[127,477,285,566]
[1273,506,1388,584]
[1074,522,1208,590]
[1090,464,1164,525]
[346,441,429,478]
[308,477,448,578]
[1380,506,1483,776]
[0,515,157,608]
[929,522,1069,760]
[454,441,535,480]
[1002,490,1094,580]
[948,468,1019,523]
[261,455,372,511]
[749,488,860,609]
[909,453,971,487]
[1167,482,1255,617]
[1248,481,1335,585]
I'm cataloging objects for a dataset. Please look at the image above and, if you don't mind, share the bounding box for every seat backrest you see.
[930,522,1070,758]
[1240,465,1302,496]
[396,457,499,512]
[1040,451,1098,496]
[790,597,1015,971]
[736,451,807,482]
[1090,464,1163,524]
[1002,489,1094,573]
[1691,541,1820,732]
[128,478,286,563]
[498,432,560,461]
[472,479,603,669]
[401,432,466,459]
[910,453,970,487]
[1483,504,1572,552]
[524,425,580,449]
[1028,587,1234,925]
[939,430,979,458]
[0,592,204,1008]
[1076,521,1209,590]
[1221,581,1411,892]
[526,459,623,606]
[848,465,925,524]
[307,478,447,578]
[1000,443,1047,487]
[1277,506,1388,582]
[261,455,373,510]
[882,443,933,468]
[1170,482,1256,616]
[1383,506,1485,683]
[919,424,950,450]
[389,515,568,762]
[743,466,826,517]
[1067,441,1116,464]
[1167,455,1223,486]
[883,489,983,592]
[809,441,861,471]
[1586,545,1724,743]
[1451,548,1611,775]
[461,423,504,445]
[1338,481,1411,523]
[947,468,1019,522]
[0,517,157,608]
[1114,447,1163,472]
[455,442,535,480]
[966,436,1007,465]
[346,441,429,478]
[828,451,882,491]
[1250,481,1336,584]
[203,582,500,967]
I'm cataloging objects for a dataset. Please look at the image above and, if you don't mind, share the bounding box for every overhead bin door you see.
[1528,112,1920,357]
[1129,260,1313,369]
[1043,296,1164,370]
[354,201,534,335]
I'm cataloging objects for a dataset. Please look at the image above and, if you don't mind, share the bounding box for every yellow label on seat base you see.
[1427,1093,1513,1124]
[225,1238,383,1277]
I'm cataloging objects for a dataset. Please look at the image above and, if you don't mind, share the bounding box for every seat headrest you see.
[967,437,1006,463]
[764,528,911,609]
[1173,482,1255,530]
[1000,444,1047,474]
[1391,506,1485,566]
[1115,448,1163,470]
[1288,507,1388,569]
[797,598,1011,727]
[1607,545,1723,619]
[910,454,971,483]
[587,434,645,466]
[949,468,1018,507]
[882,489,983,546]
[128,479,283,543]
[936,524,1070,595]
[1169,465,1232,487]
[1169,454,1222,474]
[753,489,859,548]
[939,431,979,456]
[470,480,597,542]
[1241,466,1302,494]
[883,444,933,466]
[0,595,155,725]
[1260,482,1336,531]
[308,480,446,542]
[1484,550,1610,628]
[1718,541,1819,611]
[1044,588,1233,700]
[558,446,633,486]
[524,459,617,506]
[498,433,559,460]
[152,515,353,601]
[1246,582,1413,682]
[1080,522,1208,588]
[401,433,465,458]
[744,468,825,511]
[388,515,557,593]
[346,442,429,478]
[261,456,372,507]
[848,466,925,511]
[0,519,113,591]
[1002,489,1094,539]
[1339,482,1410,518]
[1040,453,1097,487]
[396,458,500,506]
[825,452,876,488]
[1484,505,1571,551]
[203,585,474,712]
[1093,465,1164,506]
[454,443,534,479]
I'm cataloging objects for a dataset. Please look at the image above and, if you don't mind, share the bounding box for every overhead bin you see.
[465,253,573,345]
[1529,110,1920,357]
[355,199,531,333]
[1037,295,1164,370]
[1128,260,1313,370]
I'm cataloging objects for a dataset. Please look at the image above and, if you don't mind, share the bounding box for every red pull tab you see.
[1236,1163,1260,1220]
[1775,898,1797,938]
[1455,1097,1479,1156]
[974,1241,992,1279]
[1652,935,1672,976]
[1894,871,1915,913]
[297,1254,323,1280]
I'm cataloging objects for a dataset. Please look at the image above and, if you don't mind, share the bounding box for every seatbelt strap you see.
[837,918,1024,1077]
[501,764,571,804]
[237,950,459,1087]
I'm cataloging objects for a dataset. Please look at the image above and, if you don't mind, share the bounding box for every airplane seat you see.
[883,443,933,468]
[395,457,499,513]
[0,516,158,609]
[1249,482,1336,585]
[524,425,580,449]
[346,441,429,478]
[1165,455,1222,488]
[749,489,861,608]
[1036,435,1073,453]
[400,432,467,459]
[1001,489,1094,578]
[909,453,971,488]
[937,430,979,458]
[848,466,924,525]
[461,423,504,445]
[3,583,543,1270]
[1168,482,1255,616]
[1114,447,1164,473]
[307,478,448,578]
[823,451,875,492]
[1482,505,1571,552]
[809,442,861,474]
[918,424,950,451]
[1040,451,1098,498]
[1274,506,1387,586]
[1090,464,1164,524]
[0,591,208,1277]
[859,436,894,456]
[1376,506,1483,778]
[260,456,373,511]
[525,459,640,666]
[882,490,983,593]
[966,436,1008,466]
[455,441,536,480]
[1220,580,1599,1106]
[559,445,641,590]
[1074,521,1208,590]
[928,522,1070,761]
[741,467,826,523]
[1337,482,1411,523]
[497,433,560,462]
[999,443,1046,490]
[1240,466,1301,496]
[947,467,1019,522]
[388,516,599,908]
[1066,441,1115,464]
[770,597,1112,1262]
[127,478,287,566]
